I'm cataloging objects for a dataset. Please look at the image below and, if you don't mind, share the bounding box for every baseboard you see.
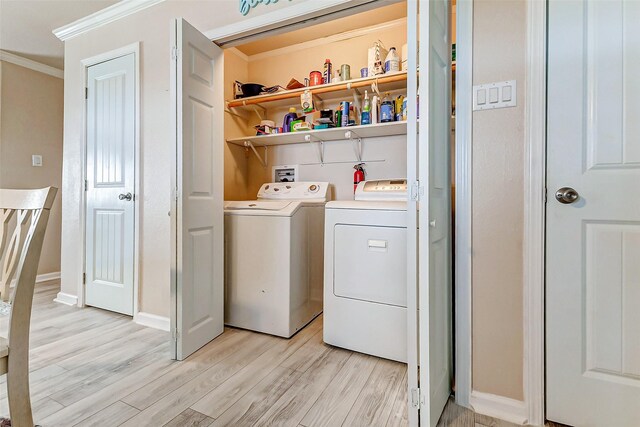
[470,390,529,425]
[135,312,170,332]
[11,271,61,288]
[54,292,79,306]
[36,271,61,283]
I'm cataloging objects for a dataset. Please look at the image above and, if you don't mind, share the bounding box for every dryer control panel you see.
[355,179,408,201]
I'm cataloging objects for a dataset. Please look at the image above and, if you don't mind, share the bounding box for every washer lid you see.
[224,200,302,217]
[225,201,291,211]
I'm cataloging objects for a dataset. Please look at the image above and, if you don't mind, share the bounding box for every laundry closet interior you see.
[174,0,455,423]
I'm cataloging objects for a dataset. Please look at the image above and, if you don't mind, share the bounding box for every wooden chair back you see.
[0,187,57,426]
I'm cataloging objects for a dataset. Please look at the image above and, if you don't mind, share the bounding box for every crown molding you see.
[53,0,165,41]
[0,50,63,79]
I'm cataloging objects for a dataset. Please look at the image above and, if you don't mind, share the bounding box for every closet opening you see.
[178,0,456,423]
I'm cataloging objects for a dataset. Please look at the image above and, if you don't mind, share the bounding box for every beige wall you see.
[0,60,63,275]
[471,0,526,400]
[60,0,319,317]
[224,50,251,201]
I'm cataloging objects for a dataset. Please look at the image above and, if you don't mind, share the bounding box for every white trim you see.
[470,391,529,425]
[0,50,63,79]
[135,312,170,331]
[54,292,78,306]
[405,1,419,425]
[80,43,140,67]
[523,0,547,425]
[79,42,141,319]
[454,0,473,410]
[206,0,385,45]
[245,18,405,62]
[53,0,165,41]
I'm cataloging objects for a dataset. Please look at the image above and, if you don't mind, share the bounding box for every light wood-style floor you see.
[0,281,409,426]
[0,280,551,427]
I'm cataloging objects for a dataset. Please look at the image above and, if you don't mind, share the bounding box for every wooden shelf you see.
[226,121,407,148]
[227,71,408,111]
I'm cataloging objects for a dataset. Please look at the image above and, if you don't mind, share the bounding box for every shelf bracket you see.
[224,107,244,119]
[244,141,267,167]
[312,94,324,110]
[345,130,363,162]
[305,134,325,165]
[251,104,266,121]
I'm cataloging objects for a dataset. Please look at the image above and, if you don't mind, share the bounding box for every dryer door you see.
[334,224,407,307]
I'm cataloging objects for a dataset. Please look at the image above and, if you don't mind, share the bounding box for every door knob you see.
[555,187,579,204]
[118,192,133,201]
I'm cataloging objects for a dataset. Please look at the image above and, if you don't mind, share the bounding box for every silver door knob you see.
[118,192,133,201]
[555,187,579,204]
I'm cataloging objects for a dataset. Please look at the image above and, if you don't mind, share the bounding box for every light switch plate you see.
[473,80,517,111]
[32,155,43,167]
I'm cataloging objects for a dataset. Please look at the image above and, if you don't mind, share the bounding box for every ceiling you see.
[236,1,407,57]
[0,0,118,69]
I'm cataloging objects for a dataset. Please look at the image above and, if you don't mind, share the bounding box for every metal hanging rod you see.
[299,159,385,166]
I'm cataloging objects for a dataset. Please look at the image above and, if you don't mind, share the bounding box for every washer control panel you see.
[355,179,408,201]
[257,182,329,200]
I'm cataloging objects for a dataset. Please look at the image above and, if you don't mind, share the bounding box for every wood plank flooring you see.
[0,281,560,427]
[0,281,410,426]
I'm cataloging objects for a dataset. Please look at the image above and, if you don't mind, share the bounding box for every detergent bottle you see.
[282,108,297,133]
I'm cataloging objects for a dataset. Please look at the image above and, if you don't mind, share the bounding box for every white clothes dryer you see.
[324,179,408,363]
[224,182,329,338]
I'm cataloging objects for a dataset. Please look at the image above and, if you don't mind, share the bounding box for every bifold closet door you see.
[170,18,225,360]
[408,0,453,425]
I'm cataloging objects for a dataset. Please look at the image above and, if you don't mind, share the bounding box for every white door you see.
[407,0,452,425]
[547,1,640,426]
[85,54,136,316]
[170,18,224,360]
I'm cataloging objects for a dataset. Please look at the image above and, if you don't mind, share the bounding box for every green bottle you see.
[361,90,371,125]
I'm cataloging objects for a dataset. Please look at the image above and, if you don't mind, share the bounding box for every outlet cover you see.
[32,155,43,167]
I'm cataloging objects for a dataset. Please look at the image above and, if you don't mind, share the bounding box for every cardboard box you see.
[368,43,388,76]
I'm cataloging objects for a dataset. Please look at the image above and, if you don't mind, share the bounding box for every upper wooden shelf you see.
[226,71,408,111]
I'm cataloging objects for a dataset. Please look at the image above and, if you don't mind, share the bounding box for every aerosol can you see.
[353,163,366,194]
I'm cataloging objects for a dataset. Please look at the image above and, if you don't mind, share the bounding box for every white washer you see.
[324,179,408,363]
[224,182,329,338]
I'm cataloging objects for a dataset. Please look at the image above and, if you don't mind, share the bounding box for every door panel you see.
[420,0,452,425]
[415,0,453,425]
[171,18,224,360]
[547,1,640,425]
[85,53,135,316]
